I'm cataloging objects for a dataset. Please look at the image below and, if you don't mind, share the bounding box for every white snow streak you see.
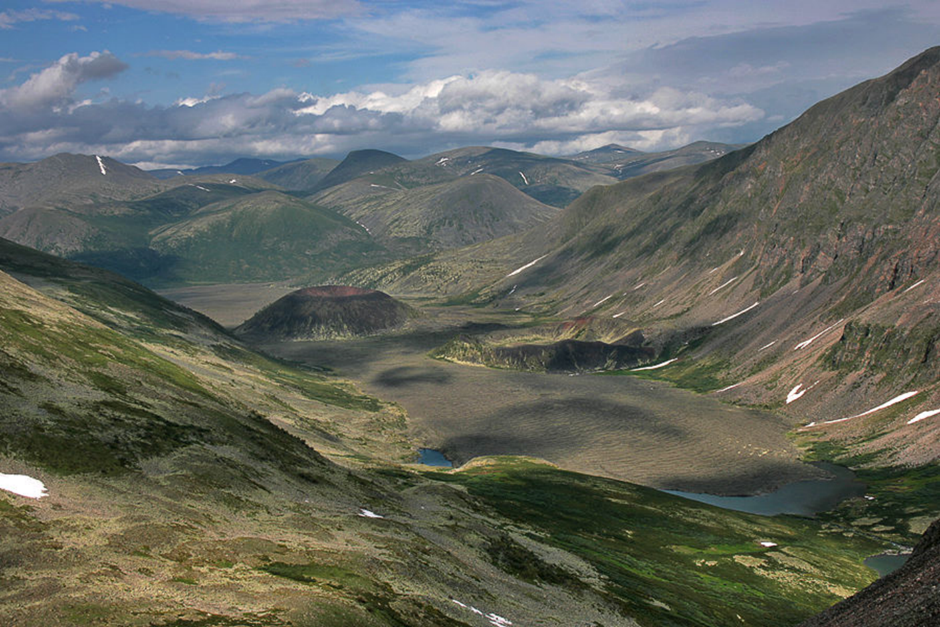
[652,299,665,308]
[794,319,844,350]
[358,508,384,519]
[632,282,646,291]
[715,383,742,393]
[592,294,614,308]
[808,391,920,427]
[612,312,625,318]
[708,276,738,296]
[759,541,778,548]
[786,384,806,404]
[0,473,47,499]
[518,171,529,185]
[711,302,759,326]
[758,341,776,352]
[195,185,210,192]
[95,155,107,175]
[904,279,926,293]
[631,358,678,371]
[470,167,484,176]
[505,254,547,277]
[507,285,517,296]
[451,600,512,626]
[909,409,940,425]
[436,157,450,166]
[708,267,719,274]
[229,178,237,184]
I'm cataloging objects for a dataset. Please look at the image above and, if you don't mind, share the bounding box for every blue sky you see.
[2,1,940,167]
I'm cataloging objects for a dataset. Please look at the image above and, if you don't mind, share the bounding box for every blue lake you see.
[662,462,866,517]
[417,448,454,467]
[863,553,910,577]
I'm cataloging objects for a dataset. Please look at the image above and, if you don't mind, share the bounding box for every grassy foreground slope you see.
[0,238,888,626]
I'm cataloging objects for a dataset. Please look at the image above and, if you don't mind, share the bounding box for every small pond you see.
[863,553,910,577]
[662,462,866,517]
[417,448,454,468]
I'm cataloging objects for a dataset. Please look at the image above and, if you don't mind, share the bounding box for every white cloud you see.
[74,0,362,22]
[0,9,79,29]
[143,50,245,61]
[0,67,763,164]
[0,51,128,111]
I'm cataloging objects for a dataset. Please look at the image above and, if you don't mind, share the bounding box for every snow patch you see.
[909,409,940,425]
[0,473,47,499]
[436,157,450,166]
[632,282,646,291]
[507,285,517,296]
[715,383,742,393]
[786,384,806,404]
[711,302,759,326]
[451,600,512,626]
[518,171,529,185]
[903,279,926,293]
[612,312,625,319]
[652,299,665,308]
[810,391,920,427]
[470,167,484,176]
[759,541,778,548]
[358,508,384,519]
[757,341,776,352]
[631,358,678,372]
[592,294,614,308]
[794,319,844,350]
[229,178,237,184]
[506,254,547,278]
[708,276,738,296]
[95,155,107,176]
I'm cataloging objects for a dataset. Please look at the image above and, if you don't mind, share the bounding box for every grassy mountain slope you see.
[148,191,383,283]
[257,157,342,191]
[416,146,619,207]
[0,153,164,216]
[569,141,740,179]
[313,149,408,192]
[315,173,557,250]
[0,238,891,626]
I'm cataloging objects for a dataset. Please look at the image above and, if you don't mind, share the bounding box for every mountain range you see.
[1,47,940,627]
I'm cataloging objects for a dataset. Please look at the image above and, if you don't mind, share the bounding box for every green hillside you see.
[0,238,889,626]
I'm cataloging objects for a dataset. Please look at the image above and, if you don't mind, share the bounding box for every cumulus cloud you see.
[0,51,128,111]
[143,50,245,61]
[76,0,362,22]
[0,65,763,165]
[0,9,79,29]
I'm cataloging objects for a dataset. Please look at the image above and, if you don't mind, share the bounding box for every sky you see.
[1,1,939,168]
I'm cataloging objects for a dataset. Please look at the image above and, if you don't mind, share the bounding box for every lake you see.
[417,448,454,467]
[662,462,866,517]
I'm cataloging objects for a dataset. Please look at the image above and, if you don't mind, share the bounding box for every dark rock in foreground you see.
[800,517,940,627]
[235,285,412,340]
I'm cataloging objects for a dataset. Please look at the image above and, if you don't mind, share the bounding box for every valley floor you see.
[165,285,823,496]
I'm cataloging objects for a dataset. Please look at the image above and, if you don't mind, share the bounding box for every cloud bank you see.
[0,53,762,164]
